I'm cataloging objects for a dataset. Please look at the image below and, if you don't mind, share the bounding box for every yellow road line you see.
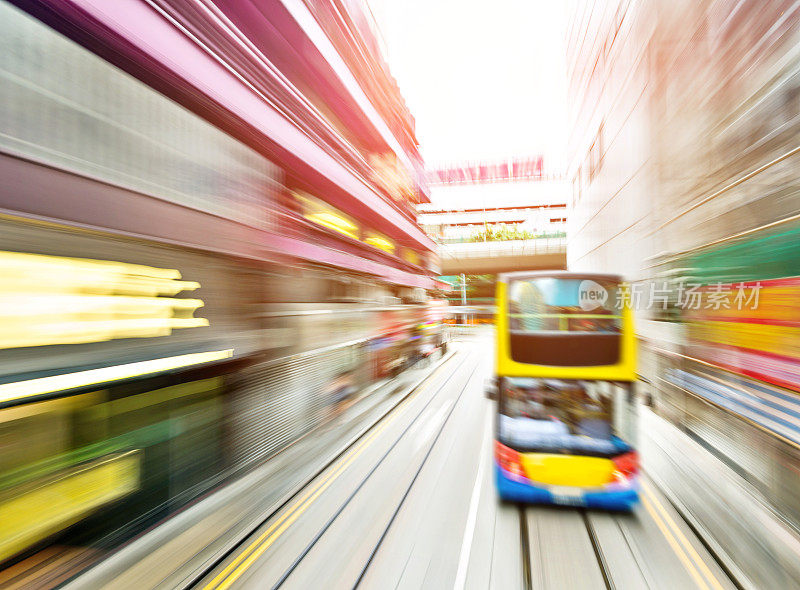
[204,427,381,590]
[214,431,384,589]
[203,353,462,590]
[642,482,726,590]
[641,492,710,590]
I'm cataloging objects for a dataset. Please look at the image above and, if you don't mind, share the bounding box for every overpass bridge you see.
[438,236,566,275]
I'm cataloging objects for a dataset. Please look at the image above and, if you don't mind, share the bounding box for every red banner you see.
[427,157,544,185]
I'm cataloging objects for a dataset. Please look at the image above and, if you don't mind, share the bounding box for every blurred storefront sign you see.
[0,251,208,350]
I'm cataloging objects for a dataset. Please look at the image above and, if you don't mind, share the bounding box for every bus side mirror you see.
[485,379,498,400]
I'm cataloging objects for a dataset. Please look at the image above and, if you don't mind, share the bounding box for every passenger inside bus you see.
[498,378,629,457]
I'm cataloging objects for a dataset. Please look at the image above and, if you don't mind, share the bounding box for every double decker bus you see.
[492,271,639,510]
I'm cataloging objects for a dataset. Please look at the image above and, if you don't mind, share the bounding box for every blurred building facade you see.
[566,0,800,274]
[0,0,449,577]
[3,0,438,289]
[566,0,800,564]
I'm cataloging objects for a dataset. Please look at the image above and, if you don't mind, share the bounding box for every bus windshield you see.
[498,378,631,457]
[508,277,621,333]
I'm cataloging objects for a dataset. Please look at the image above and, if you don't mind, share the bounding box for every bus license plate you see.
[549,486,585,506]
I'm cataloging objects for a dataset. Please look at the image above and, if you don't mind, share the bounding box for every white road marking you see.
[453,409,492,590]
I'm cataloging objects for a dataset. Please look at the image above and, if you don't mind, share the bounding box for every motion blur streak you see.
[0,451,140,563]
[0,349,233,404]
[202,355,457,590]
[5,0,800,587]
[0,251,207,349]
[0,0,447,584]
[565,0,800,586]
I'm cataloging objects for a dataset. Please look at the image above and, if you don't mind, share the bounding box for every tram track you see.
[518,506,533,590]
[581,509,615,590]
[197,348,478,590]
[192,333,742,590]
[350,362,482,589]
[270,359,480,589]
[645,480,746,590]
[514,488,738,590]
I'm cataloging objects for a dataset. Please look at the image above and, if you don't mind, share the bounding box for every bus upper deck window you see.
[508,277,622,334]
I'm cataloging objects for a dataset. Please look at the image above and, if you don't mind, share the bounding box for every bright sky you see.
[367,0,568,169]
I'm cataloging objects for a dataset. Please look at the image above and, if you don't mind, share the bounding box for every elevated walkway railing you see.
[439,236,566,259]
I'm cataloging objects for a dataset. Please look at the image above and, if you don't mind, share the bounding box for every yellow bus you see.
[491,271,638,510]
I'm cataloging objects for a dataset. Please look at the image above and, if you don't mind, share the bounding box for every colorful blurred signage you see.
[0,251,208,349]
